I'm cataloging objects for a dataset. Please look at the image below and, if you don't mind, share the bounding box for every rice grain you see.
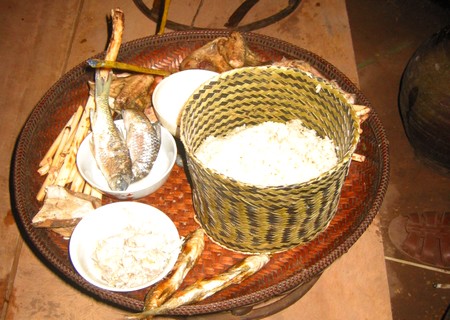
[195,119,338,186]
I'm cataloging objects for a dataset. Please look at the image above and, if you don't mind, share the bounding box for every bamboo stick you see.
[38,113,77,175]
[70,169,86,193]
[67,161,79,185]
[90,187,103,200]
[83,182,92,195]
[352,153,366,162]
[99,8,124,80]
[55,103,92,187]
[36,106,83,201]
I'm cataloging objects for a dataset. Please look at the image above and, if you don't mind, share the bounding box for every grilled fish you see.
[91,70,133,191]
[125,254,270,319]
[122,109,161,182]
[143,228,205,315]
[180,31,265,73]
[88,73,155,113]
[113,74,155,113]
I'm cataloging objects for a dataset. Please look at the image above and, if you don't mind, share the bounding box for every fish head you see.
[109,174,131,191]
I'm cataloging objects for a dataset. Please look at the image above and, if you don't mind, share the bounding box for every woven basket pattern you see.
[181,66,360,253]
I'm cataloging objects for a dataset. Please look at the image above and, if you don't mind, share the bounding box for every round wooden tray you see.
[11,30,389,316]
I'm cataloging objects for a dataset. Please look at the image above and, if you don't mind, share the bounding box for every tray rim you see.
[11,29,390,315]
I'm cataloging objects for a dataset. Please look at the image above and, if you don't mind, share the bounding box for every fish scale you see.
[91,70,133,191]
[122,109,161,182]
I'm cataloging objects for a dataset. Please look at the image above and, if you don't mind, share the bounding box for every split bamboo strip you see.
[36,106,84,201]
[55,101,92,187]
[351,153,366,162]
[352,104,371,118]
[70,168,86,193]
[38,113,77,175]
[67,161,79,185]
[83,182,92,195]
[90,187,103,200]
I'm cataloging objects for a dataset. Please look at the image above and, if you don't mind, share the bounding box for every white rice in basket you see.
[195,119,338,186]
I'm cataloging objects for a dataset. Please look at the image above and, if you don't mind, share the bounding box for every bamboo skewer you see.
[67,161,79,185]
[53,106,85,186]
[99,8,124,80]
[87,59,170,76]
[36,91,95,199]
[36,97,100,200]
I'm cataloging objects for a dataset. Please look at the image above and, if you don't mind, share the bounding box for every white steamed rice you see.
[195,119,338,186]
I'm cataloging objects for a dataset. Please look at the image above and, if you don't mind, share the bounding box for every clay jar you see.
[399,25,450,172]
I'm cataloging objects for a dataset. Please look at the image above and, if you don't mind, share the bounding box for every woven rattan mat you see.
[12,30,389,315]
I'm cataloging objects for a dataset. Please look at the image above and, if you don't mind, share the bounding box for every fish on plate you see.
[91,70,133,191]
[90,69,162,191]
[122,108,161,182]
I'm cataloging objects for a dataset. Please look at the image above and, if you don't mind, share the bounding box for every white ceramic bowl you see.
[77,120,177,200]
[152,69,219,137]
[69,202,181,292]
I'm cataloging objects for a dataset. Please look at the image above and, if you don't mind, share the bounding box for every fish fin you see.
[87,80,95,96]
[116,122,127,141]
[89,108,96,129]
[88,137,96,160]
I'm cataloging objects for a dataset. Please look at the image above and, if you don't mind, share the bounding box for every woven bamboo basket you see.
[180,65,360,253]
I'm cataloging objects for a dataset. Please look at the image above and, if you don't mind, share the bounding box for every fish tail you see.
[89,108,96,131]
[94,69,113,107]
[122,307,162,319]
[95,69,112,92]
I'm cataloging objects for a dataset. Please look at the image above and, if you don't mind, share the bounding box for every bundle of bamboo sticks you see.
[36,96,102,201]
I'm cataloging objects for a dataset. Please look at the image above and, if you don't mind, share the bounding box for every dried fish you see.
[180,31,266,73]
[88,73,156,113]
[122,109,161,182]
[124,254,270,319]
[113,74,156,113]
[143,228,205,314]
[91,70,133,191]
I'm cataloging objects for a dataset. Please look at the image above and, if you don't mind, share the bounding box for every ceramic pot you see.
[399,25,450,171]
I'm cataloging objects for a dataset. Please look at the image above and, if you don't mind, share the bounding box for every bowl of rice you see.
[69,202,181,292]
[180,65,360,254]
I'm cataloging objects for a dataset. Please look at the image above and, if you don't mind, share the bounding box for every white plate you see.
[69,202,181,292]
[76,120,177,200]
